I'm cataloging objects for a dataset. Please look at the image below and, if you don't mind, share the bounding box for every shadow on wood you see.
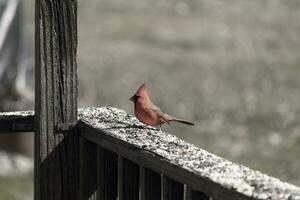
[37,131,79,200]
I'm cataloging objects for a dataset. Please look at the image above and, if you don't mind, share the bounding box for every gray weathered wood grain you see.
[35,0,78,199]
[78,107,300,200]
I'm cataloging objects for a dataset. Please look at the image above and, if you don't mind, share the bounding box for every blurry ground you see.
[0,2,34,199]
[0,151,33,200]
[4,0,300,199]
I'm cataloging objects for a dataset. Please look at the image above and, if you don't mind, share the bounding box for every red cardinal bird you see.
[130,83,194,127]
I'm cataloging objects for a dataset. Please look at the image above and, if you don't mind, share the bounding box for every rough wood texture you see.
[35,0,78,199]
[78,107,300,200]
[0,111,34,132]
[119,157,140,200]
[80,137,97,200]
[97,147,118,200]
[140,167,161,200]
[162,176,184,200]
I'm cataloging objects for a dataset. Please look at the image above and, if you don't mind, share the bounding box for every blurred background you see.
[1,0,300,198]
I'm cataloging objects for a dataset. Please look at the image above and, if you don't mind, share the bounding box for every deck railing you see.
[77,107,300,200]
[1,108,300,200]
[0,0,299,199]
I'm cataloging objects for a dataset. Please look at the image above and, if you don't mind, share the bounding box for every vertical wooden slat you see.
[140,167,145,200]
[79,138,97,200]
[118,156,139,200]
[35,0,78,200]
[162,176,184,200]
[185,186,210,200]
[97,147,118,200]
[140,167,161,200]
[118,155,124,199]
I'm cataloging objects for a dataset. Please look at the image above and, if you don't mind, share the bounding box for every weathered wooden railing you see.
[77,107,300,200]
[0,0,299,199]
[1,109,300,200]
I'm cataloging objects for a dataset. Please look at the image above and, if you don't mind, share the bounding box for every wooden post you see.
[35,0,78,199]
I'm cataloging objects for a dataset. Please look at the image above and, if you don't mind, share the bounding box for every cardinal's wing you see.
[148,104,171,124]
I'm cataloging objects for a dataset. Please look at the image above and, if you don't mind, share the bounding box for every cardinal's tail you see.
[172,118,195,126]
